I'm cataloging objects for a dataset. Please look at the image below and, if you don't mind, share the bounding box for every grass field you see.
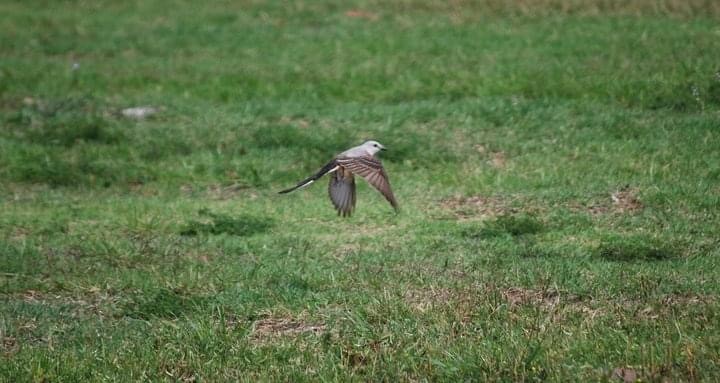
[1,1,720,381]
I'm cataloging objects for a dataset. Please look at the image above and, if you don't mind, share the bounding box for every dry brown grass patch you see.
[251,313,326,343]
[571,186,644,216]
[502,287,580,309]
[9,227,30,241]
[345,9,380,21]
[611,186,643,213]
[1,336,19,356]
[611,367,639,383]
[15,287,120,317]
[439,194,515,220]
[206,183,255,200]
[618,293,716,321]
[489,151,507,169]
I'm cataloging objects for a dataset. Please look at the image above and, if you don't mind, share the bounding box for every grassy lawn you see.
[1,0,719,381]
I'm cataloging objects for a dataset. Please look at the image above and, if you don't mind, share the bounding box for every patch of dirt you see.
[611,186,643,213]
[9,227,30,241]
[1,336,18,356]
[251,314,326,343]
[439,195,514,219]
[22,290,44,302]
[205,183,254,200]
[573,186,644,216]
[472,144,507,168]
[567,199,608,215]
[489,151,507,168]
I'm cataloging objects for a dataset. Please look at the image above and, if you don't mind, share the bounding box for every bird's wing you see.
[328,168,356,217]
[278,159,338,194]
[336,156,398,211]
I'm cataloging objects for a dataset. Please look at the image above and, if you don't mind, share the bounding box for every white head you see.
[360,140,386,155]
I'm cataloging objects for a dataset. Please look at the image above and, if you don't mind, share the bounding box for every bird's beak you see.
[381,147,387,151]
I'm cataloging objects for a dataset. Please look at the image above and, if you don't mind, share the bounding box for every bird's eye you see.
[374,144,378,147]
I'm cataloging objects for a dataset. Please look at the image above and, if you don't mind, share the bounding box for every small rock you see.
[121,106,158,119]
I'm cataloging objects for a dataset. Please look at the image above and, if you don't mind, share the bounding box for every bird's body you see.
[279,140,398,216]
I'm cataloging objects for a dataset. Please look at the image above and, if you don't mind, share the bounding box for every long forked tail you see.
[278,160,338,194]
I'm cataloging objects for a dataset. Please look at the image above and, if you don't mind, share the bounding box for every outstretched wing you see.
[336,156,398,211]
[278,159,338,194]
[328,169,356,217]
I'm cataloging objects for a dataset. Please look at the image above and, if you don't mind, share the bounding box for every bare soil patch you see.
[572,186,644,216]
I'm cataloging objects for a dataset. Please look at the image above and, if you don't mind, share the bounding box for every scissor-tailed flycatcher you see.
[279,140,399,217]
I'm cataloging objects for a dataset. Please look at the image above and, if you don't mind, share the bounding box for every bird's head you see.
[361,140,386,155]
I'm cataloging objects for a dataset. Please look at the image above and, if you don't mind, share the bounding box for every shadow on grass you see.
[594,234,677,262]
[179,208,273,236]
[462,214,545,239]
[648,78,720,112]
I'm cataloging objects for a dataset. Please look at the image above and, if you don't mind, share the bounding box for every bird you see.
[279,140,399,217]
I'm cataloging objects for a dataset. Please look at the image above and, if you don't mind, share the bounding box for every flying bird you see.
[279,140,399,217]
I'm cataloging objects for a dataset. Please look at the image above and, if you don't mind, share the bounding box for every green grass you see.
[1,0,720,381]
